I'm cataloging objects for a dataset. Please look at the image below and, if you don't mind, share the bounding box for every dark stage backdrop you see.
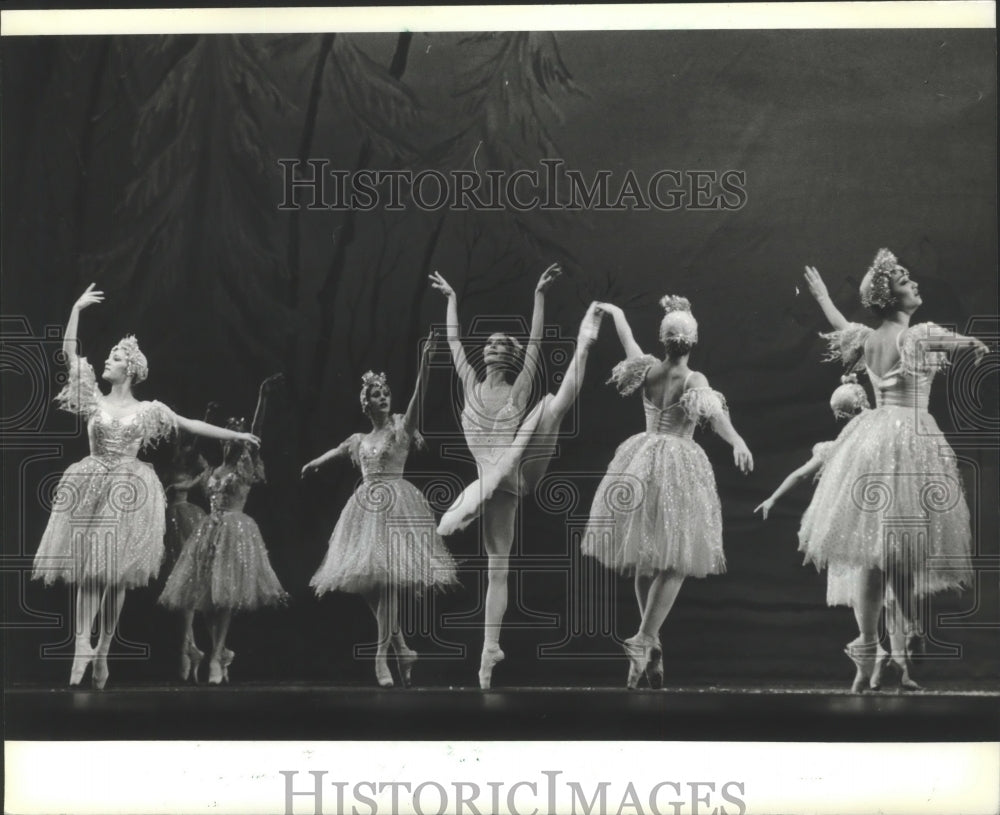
[2,29,997,689]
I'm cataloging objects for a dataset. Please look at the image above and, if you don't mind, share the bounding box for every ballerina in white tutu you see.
[159,374,286,685]
[429,265,605,689]
[755,375,923,690]
[582,296,753,689]
[32,284,260,689]
[303,333,458,688]
[797,255,988,691]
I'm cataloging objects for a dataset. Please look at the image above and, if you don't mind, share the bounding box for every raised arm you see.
[804,266,850,331]
[512,263,562,402]
[429,271,476,395]
[251,373,284,439]
[301,436,358,477]
[596,303,644,358]
[403,330,436,436]
[62,283,105,364]
[754,457,822,520]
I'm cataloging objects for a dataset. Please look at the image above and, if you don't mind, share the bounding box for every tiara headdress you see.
[859,248,900,310]
[360,370,389,412]
[658,294,698,345]
[829,373,870,420]
[114,335,148,383]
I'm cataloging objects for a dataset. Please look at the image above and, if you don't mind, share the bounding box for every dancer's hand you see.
[429,271,455,299]
[236,432,261,447]
[803,266,829,302]
[301,461,319,478]
[260,373,284,394]
[595,302,622,317]
[73,283,105,312]
[536,262,562,294]
[733,439,754,474]
[971,338,990,366]
[753,498,774,520]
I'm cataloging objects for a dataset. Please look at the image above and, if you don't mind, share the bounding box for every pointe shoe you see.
[180,642,205,684]
[478,645,505,690]
[69,642,95,686]
[207,658,224,685]
[375,661,395,688]
[844,639,878,693]
[394,646,418,689]
[623,634,655,690]
[220,649,235,684]
[869,644,891,690]
[645,638,664,690]
[92,654,109,691]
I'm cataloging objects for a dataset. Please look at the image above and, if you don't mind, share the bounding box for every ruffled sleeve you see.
[820,322,872,371]
[898,322,954,376]
[679,387,729,425]
[345,433,365,467]
[607,354,659,396]
[54,356,100,418]
[138,400,178,448]
[811,440,836,464]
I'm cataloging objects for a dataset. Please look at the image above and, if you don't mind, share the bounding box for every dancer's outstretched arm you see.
[512,263,562,403]
[174,414,260,445]
[595,302,644,359]
[804,266,850,330]
[62,283,105,364]
[404,330,436,437]
[301,436,357,476]
[754,457,822,519]
[686,372,754,473]
[429,271,477,395]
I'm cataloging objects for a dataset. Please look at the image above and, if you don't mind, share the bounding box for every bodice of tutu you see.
[207,456,264,513]
[642,397,697,438]
[822,321,959,413]
[608,355,729,435]
[348,414,425,482]
[867,363,932,410]
[88,408,154,460]
[460,392,523,465]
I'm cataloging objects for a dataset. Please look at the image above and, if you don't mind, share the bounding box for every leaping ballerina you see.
[581,297,753,689]
[429,264,604,689]
[303,332,459,688]
[32,284,261,689]
[795,254,987,691]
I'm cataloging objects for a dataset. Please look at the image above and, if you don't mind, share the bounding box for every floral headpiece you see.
[859,248,901,311]
[360,370,389,412]
[114,335,148,383]
[829,373,870,420]
[658,295,699,345]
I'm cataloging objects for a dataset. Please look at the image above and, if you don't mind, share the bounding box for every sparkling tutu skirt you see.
[159,510,287,611]
[163,500,206,573]
[798,406,972,597]
[32,455,166,588]
[582,433,725,578]
[311,478,459,595]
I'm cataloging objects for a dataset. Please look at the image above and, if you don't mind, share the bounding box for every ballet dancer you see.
[797,254,987,691]
[32,283,260,689]
[581,296,753,689]
[429,265,604,688]
[303,332,458,688]
[159,374,286,685]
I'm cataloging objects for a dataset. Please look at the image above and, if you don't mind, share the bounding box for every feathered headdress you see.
[114,335,148,383]
[859,248,900,311]
[658,295,699,345]
[360,370,389,412]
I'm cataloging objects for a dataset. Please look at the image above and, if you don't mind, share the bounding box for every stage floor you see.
[7,682,999,741]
